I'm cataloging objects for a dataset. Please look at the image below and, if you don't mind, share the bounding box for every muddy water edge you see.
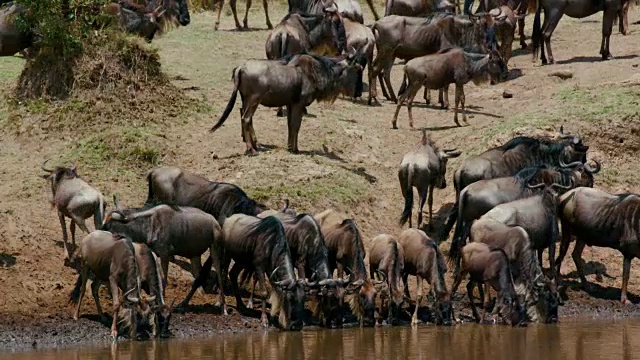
[2,319,640,359]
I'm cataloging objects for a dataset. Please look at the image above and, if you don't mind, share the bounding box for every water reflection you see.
[3,320,640,360]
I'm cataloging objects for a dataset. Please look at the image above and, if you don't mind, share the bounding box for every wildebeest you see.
[256,209,344,328]
[490,5,526,64]
[265,11,346,60]
[450,162,600,269]
[70,231,153,340]
[442,129,590,244]
[0,2,33,57]
[370,13,500,103]
[469,219,559,323]
[531,0,630,63]
[101,203,223,308]
[368,234,405,324]
[392,47,506,129]
[451,242,526,326]
[132,242,174,338]
[399,130,461,229]
[384,0,455,17]
[210,52,363,154]
[40,160,106,261]
[452,181,572,280]
[335,0,365,23]
[398,229,452,325]
[342,17,376,104]
[103,2,165,43]
[556,187,640,304]
[207,214,308,330]
[145,166,265,224]
[314,209,379,327]
[118,0,191,31]
[468,0,533,50]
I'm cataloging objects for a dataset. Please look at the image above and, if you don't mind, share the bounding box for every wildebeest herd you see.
[0,0,635,344]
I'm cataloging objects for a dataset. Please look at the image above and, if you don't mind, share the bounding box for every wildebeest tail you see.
[531,0,542,60]
[94,195,104,229]
[145,170,155,206]
[399,166,413,226]
[397,72,409,97]
[210,67,241,133]
[69,274,83,304]
[447,187,467,266]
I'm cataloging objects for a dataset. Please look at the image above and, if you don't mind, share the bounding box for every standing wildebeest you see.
[210,214,308,330]
[40,160,106,261]
[370,13,500,104]
[469,0,533,50]
[398,229,452,325]
[210,52,363,155]
[399,130,461,229]
[452,181,572,279]
[451,242,526,326]
[368,234,405,325]
[132,242,174,338]
[531,0,630,63]
[392,47,506,129]
[451,161,600,268]
[343,17,376,104]
[442,129,590,246]
[314,209,379,327]
[101,203,223,309]
[145,166,265,224]
[556,188,640,304]
[384,0,455,17]
[70,231,153,340]
[469,219,559,323]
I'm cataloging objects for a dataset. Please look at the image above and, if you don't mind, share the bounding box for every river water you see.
[1,319,639,360]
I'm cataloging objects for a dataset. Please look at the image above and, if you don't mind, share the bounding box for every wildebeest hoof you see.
[247,301,254,309]
[267,23,273,29]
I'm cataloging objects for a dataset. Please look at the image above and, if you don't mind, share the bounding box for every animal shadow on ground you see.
[339,165,378,184]
[420,202,455,242]
[175,304,226,315]
[562,261,614,281]
[0,253,17,268]
[463,105,504,119]
[563,279,640,304]
[557,54,638,64]
[417,125,460,132]
[221,27,265,33]
[299,146,347,163]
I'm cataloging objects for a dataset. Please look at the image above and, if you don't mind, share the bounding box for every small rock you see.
[502,90,513,98]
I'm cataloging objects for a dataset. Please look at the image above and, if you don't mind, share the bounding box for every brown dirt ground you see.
[0,1,639,351]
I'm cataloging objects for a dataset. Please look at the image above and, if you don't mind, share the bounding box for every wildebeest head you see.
[307,278,345,328]
[330,47,365,99]
[270,272,307,331]
[557,159,601,188]
[119,289,154,340]
[150,299,174,338]
[345,279,377,327]
[557,126,590,161]
[320,9,346,55]
[434,147,462,189]
[160,0,190,26]
[502,293,527,327]
[39,159,78,196]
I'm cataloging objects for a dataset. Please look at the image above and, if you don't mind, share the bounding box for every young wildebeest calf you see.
[146,166,265,225]
[314,209,380,327]
[368,234,405,325]
[70,231,153,340]
[101,204,223,309]
[556,188,640,304]
[398,229,452,325]
[206,214,308,330]
[392,47,506,129]
[210,52,363,155]
[132,242,174,338]
[469,219,559,323]
[40,160,106,261]
[451,242,526,326]
[399,130,461,229]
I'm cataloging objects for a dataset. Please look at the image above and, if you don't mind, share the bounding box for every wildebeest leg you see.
[403,273,411,298]
[621,256,633,304]
[247,277,256,309]
[367,59,378,106]
[378,73,390,101]
[73,265,89,320]
[383,64,397,103]
[70,221,76,256]
[548,241,556,278]
[453,84,462,127]
[555,224,572,281]
[257,271,270,327]
[336,263,344,279]
[518,18,527,49]
[600,12,614,60]
[427,185,434,230]
[229,263,247,313]
[571,240,588,289]
[467,281,481,322]
[160,257,169,289]
[482,282,492,310]
[287,105,304,153]
[423,87,430,105]
[109,278,120,340]
[215,0,225,30]
[242,102,259,155]
[242,0,252,29]
[229,0,242,29]
[392,80,421,129]
[91,279,106,322]
[190,256,202,279]
[541,8,563,64]
[412,275,423,324]
[262,0,273,29]
[459,84,467,124]
[58,212,71,260]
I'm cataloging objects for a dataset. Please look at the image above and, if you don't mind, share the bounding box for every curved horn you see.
[319,279,335,287]
[551,179,574,190]
[41,159,53,172]
[584,159,601,174]
[304,278,318,288]
[269,266,281,281]
[147,295,157,303]
[348,279,365,288]
[376,270,388,283]
[559,159,583,168]
[526,182,546,190]
[274,278,294,288]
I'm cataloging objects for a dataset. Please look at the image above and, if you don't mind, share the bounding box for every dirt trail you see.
[0,3,639,351]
